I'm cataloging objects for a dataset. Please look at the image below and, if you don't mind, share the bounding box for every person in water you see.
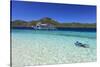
[75,41,89,48]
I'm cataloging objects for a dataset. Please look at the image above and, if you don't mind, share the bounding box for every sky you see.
[11,0,96,23]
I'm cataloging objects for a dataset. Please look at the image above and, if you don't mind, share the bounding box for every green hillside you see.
[11,17,96,28]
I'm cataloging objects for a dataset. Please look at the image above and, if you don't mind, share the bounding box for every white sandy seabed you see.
[12,32,96,67]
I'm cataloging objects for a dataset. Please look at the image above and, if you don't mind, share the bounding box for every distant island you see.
[11,17,96,29]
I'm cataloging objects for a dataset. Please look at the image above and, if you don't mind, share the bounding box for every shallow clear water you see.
[12,29,96,67]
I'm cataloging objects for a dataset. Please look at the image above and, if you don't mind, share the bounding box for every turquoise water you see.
[12,29,96,67]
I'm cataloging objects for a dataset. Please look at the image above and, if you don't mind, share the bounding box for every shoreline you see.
[11,27,96,32]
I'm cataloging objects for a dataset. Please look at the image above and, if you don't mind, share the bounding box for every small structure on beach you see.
[33,22,55,30]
